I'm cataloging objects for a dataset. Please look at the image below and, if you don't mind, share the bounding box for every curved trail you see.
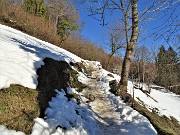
[80,69,157,135]
[82,72,123,135]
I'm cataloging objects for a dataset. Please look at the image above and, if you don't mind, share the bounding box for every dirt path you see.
[80,68,157,135]
[82,75,123,135]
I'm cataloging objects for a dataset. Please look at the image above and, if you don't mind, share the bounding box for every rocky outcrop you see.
[37,58,71,117]
[109,80,119,96]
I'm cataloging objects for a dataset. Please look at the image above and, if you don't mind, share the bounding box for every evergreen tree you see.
[156,46,167,65]
[57,17,78,41]
[24,0,46,17]
[166,46,179,86]
[167,46,178,64]
[155,46,179,88]
[155,46,168,87]
[46,0,79,41]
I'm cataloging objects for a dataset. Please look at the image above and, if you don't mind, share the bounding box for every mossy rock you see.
[69,68,87,92]
[37,58,71,118]
[109,80,119,96]
[37,58,85,117]
[0,85,40,134]
[73,61,92,76]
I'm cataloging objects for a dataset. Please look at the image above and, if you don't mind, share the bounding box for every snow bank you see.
[32,89,99,135]
[0,126,25,135]
[0,24,82,89]
[127,81,180,122]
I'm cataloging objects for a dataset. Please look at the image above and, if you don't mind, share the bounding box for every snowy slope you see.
[0,24,157,135]
[127,81,180,122]
[0,24,82,89]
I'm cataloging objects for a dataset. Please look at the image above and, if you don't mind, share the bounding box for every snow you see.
[0,24,82,89]
[31,89,99,135]
[79,69,157,135]
[0,126,25,135]
[127,81,180,122]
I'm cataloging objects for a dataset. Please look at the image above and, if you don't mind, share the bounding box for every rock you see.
[37,58,71,117]
[109,80,119,96]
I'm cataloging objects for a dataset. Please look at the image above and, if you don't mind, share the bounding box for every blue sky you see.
[76,1,180,55]
[79,9,109,49]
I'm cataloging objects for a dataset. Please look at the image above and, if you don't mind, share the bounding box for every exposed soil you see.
[82,72,122,135]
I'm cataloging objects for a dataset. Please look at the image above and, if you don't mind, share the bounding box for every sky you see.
[76,0,180,55]
[79,9,110,51]
[14,0,180,55]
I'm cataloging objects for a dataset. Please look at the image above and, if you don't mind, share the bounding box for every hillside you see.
[0,24,179,135]
[127,82,180,122]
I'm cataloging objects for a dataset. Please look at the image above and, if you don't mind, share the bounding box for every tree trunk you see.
[106,51,115,69]
[118,0,138,95]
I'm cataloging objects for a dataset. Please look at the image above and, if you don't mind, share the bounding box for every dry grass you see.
[0,85,40,134]
[0,2,122,72]
[61,36,122,71]
[0,2,60,45]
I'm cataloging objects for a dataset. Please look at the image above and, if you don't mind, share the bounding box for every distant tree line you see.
[129,45,180,94]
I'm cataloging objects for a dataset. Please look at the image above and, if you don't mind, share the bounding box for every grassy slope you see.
[0,85,40,134]
[134,102,180,135]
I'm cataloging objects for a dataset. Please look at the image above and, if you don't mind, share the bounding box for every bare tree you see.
[79,0,179,96]
[132,46,157,92]
[81,0,138,95]
[106,23,125,68]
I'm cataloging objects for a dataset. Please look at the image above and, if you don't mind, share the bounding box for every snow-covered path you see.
[84,80,122,135]
[80,69,157,135]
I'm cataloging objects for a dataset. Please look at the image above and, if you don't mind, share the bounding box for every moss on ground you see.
[134,102,180,135]
[70,69,87,92]
[0,85,40,134]
[73,62,93,76]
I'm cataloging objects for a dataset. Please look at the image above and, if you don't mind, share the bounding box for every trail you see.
[81,71,123,135]
[88,86,122,134]
[80,69,157,135]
